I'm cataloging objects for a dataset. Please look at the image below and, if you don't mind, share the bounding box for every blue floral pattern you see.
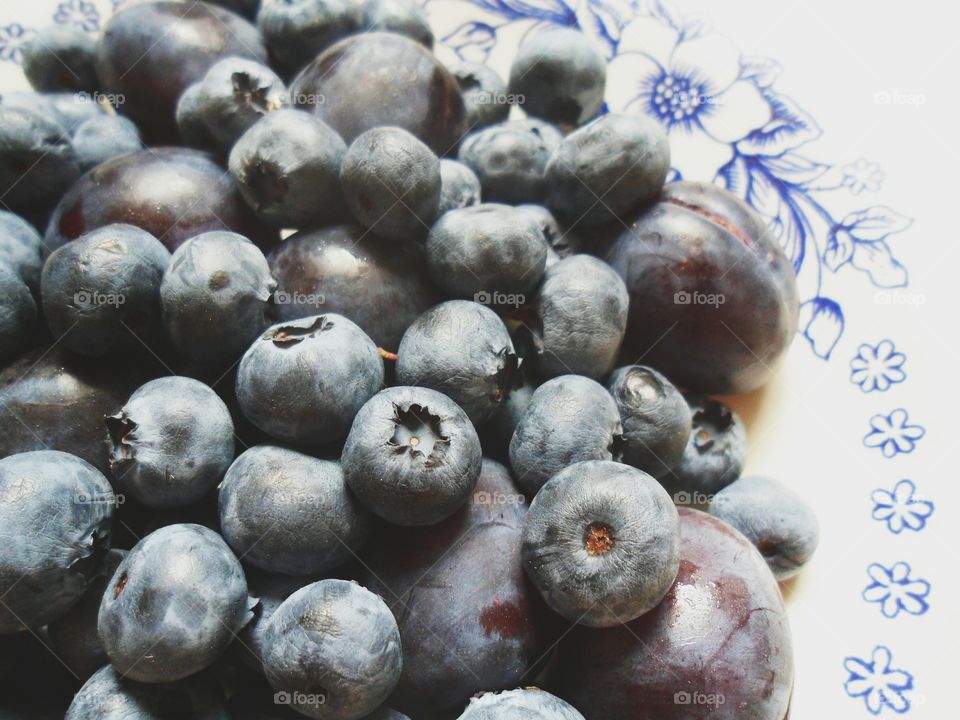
[851,340,906,393]
[54,0,100,32]
[425,0,913,362]
[871,480,934,534]
[863,410,925,458]
[862,562,930,618]
[0,23,33,63]
[844,646,914,715]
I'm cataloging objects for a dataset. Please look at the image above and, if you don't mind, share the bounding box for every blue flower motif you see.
[844,646,913,715]
[851,340,906,393]
[54,0,100,33]
[843,159,885,194]
[871,479,934,534]
[0,23,33,63]
[862,562,930,618]
[864,409,925,458]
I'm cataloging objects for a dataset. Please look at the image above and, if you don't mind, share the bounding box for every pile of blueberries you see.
[0,1,820,718]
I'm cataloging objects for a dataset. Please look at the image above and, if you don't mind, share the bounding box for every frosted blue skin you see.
[0,450,114,633]
[107,376,235,509]
[235,313,384,447]
[257,0,365,75]
[196,57,287,148]
[395,300,519,426]
[0,263,36,365]
[261,579,403,720]
[447,61,509,129]
[98,523,254,683]
[22,25,98,93]
[509,375,623,497]
[709,475,820,580]
[0,210,43,290]
[65,664,229,719]
[343,386,483,526]
[521,460,681,627]
[218,446,371,575]
[457,688,585,720]
[72,115,142,171]
[508,27,606,128]
[437,159,481,216]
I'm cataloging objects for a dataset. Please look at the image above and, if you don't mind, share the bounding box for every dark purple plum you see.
[290,32,465,155]
[0,348,156,473]
[606,182,799,394]
[44,148,276,254]
[95,0,267,142]
[356,459,556,717]
[268,224,440,350]
[556,508,794,719]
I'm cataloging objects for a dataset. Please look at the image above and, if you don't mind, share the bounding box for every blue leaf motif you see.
[762,153,830,185]
[851,241,908,288]
[740,55,782,87]
[799,297,844,359]
[840,206,912,242]
[442,21,499,62]
[824,228,854,271]
[736,90,822,156]
[471,0,575,24]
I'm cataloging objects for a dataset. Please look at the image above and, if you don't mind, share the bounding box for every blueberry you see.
[195,57,287,148]
[710,475,819,580]
[508,27,606,128]
[0,105,80,219]
[356,458,554,716]
[268,225,439,350]
[0,450,114,633]
[41,224,170,357]
[607,365,691,478]
[161,231,276,368]
[98,523,253,682]
[437,158,481,215]
[483,379,535,461]
[0,263,37,365]
[290,32,465,154]
[0,210,43,291]
[45,148,277,254]
[457,688,585,720]
[22,25,99,93]
[509,375,623,496]
[457,119,562,203]
[362,0,434,47]
[343,386,482,526]
[176,82,220,149]
[515,204,583,266]
[70,115,142,172]
[0,90,72,130]
[261,579,402,720]
[528,255,629,380]
[0,348,154,473]
[210,0,260,19]
[340,127,441,242]
[257,0,365,75]
[606,181,800,393]
[426,204,548,299]
[46,548,127,679]
[229,109,347,228]
[219,445,370,575]
[557,509,794,719]
[107,377,235,509]
[395,300,519,425]
[661,394,747,499]
[65,664,229,719]
[447,61,509,129]
[96,1,267,142]
[236,314,384,447]
[545,113,670,226]
[522,460,679,627]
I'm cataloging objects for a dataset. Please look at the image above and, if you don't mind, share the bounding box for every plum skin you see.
[555,508,794,720]
[606,181,799,394]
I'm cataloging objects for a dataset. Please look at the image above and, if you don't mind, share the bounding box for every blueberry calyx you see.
[491,348,521,404]
[584,522,615,556]
[106,412,137,467]
[691,402,734,453]
[268,316,333,347]
[231,71,284,114]
[388,403,449,459]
